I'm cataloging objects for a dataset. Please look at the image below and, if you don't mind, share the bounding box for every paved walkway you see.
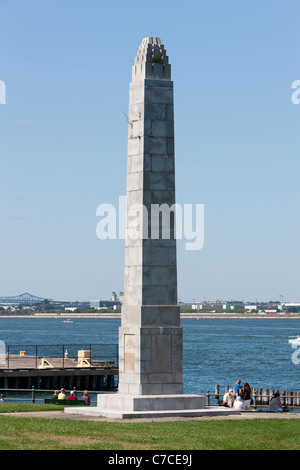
[0,410,299,423]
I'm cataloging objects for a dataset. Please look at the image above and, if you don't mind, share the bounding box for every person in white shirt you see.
[234,396,244,409]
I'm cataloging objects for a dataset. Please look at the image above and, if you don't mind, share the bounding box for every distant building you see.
[225,301,245,309]
[53,301,90,308]
[111,292,118,302]
[279,303,300,312]
[280,303,300,308]
[90,300,121,309]
[191,301,246,311]
[192,304,202,310]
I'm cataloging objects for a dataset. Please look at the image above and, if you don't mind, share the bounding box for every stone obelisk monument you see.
[119,36,183,397]
[95,37,204,416]
[66,37,214,417]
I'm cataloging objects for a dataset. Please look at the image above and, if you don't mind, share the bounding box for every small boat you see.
[288,335,300,345]
[63,319,74,323]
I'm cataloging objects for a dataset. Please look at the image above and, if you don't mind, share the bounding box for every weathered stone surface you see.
[66,38,208,418]
[118,37,182,397]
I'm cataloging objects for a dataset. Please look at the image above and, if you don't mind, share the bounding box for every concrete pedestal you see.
[65,393,240,418]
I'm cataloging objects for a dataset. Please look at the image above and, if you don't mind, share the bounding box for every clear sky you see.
[0,0,299,303]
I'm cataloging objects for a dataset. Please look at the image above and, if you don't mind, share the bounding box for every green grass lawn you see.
[0,402,65,413]
[0,403,299,450]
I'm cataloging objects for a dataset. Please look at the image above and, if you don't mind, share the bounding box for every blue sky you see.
[0,0,299,302]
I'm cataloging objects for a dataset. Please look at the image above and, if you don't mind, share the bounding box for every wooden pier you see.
[0,349,118,391]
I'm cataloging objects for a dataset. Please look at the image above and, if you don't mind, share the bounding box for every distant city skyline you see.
[1,1,299,302]
[0,291,297,306]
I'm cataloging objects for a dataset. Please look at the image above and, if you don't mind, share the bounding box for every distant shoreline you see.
[0,313,299,320]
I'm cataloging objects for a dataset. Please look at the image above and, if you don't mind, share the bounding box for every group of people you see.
[222,380,252,410]
[222,380,289,412]
[52,388,91,406]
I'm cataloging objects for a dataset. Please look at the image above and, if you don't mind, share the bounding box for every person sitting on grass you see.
[269,393,289,412]
[234,396,244,410]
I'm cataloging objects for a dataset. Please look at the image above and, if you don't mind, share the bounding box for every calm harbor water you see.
[0,317,299,395]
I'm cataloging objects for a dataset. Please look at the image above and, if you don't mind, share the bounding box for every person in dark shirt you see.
[243,382,252,409]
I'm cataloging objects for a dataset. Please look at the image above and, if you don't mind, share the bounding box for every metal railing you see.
[205,385,300,409]
[0,386,117,405]
[0,344,118,370]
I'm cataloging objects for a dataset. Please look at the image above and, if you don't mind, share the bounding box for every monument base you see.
[64,393,240,419]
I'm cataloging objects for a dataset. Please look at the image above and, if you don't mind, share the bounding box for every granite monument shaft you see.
[119,37,183,396]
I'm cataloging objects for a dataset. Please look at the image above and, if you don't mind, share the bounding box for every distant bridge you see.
[0,293,52,306]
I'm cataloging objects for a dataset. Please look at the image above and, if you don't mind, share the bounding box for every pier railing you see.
[0,344,118,370]
[205,385,300,409]
[0,386,112,405]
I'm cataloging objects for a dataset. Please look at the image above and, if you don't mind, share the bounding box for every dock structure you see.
[0,349,118,391]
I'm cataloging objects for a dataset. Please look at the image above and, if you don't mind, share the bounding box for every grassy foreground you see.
[0,402,65,413]
[0,404,299,450]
